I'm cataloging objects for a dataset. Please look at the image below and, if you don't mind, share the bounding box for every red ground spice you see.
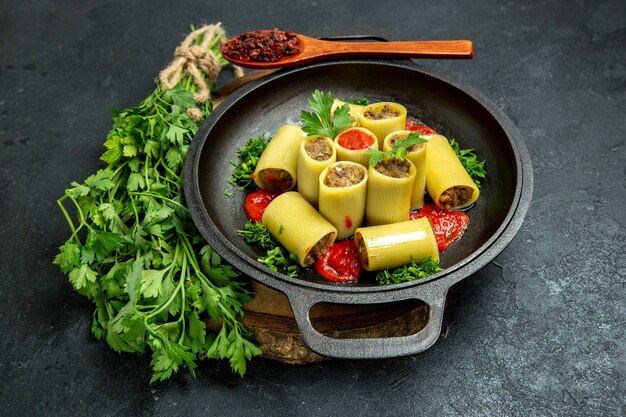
[222,29,299,62]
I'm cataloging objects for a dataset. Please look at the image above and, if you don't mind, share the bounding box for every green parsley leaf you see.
[365,132,427,167]
[301,90,352,139]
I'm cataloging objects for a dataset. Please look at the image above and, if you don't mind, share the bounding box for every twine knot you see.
[159,23,243,104]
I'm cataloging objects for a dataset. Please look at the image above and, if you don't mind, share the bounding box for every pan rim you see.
[184,59,533,296]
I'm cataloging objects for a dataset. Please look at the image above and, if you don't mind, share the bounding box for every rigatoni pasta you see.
[334,127,378,167]
[318,161,368,240]
[383,130,428,210]
[425,134,479,210]
[365,158,416,226]
[262,192,337,267]
[354,218,439,271]
[297,135,336,207]
[253,124,303,192]
[359,102,407,148]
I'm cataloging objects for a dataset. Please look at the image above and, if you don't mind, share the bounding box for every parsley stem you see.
[144,263,182,319]
[57,195,78,238]
[177,262,187,345]
[155,156,182,182]
[129,191,189,213]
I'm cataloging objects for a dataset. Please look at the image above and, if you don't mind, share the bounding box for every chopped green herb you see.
[258,247,299,277]
[344,97,369,106]
[301,90,352,139]
[223,189,234,198]
[278,225,284,235]
[236,220,299,276]
[376,257,443,285]
[236,220,277,249]
[450,139,487,188]
[228,135,269,191]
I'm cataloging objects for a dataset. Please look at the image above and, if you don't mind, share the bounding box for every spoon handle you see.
[307,37,473,59]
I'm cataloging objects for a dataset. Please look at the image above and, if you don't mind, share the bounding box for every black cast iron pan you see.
[184,59,533,359]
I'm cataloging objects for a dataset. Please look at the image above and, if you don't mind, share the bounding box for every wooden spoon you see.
[221,31,473,69]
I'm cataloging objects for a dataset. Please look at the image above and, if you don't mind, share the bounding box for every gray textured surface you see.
[1,0,624,416]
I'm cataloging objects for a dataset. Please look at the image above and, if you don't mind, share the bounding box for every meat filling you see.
[363,104,399,120]
[303,232,335,266]
[439,186,474,210]
[354,232,369,268]
[258,168,293,191]
[324,163,365,187]
[374,158,411,178]
[389,134,425,152]
[305,137,333,161]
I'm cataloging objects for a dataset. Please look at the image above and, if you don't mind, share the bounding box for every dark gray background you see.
[1,0,624,416]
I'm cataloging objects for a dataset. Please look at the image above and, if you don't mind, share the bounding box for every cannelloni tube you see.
[383,130,428,210]
[354,218,439,271]
[365,159,416,226]
[425,135,479,210]
[253,124,303,192]
[262,192,337,267]
[359,102,407,148]
[334,127,378,167]
[297,135,336,207]
[318,161,368,240]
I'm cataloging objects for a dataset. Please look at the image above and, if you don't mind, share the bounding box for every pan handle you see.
[282,280,449,359]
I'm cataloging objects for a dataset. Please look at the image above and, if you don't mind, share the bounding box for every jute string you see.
[159,23,244,105]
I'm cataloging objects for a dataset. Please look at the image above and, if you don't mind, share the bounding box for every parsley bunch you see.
[450,138,487,188]
[54,32,261,382]
[301,89,352,139]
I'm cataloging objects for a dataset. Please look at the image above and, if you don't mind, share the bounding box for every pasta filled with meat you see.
[359,102,407,148]
[253,124,303,192]
[262,192,337,267]
[365,158,416,225]
[354,218,439,271]
[297,135,336,207]
[383,130,428,210]
[318,161,368,240]
[425,134,479,210]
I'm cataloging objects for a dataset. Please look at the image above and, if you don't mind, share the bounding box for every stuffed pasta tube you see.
[334,127,378,167]
[318,161,368,240]
[253,124,303,192]
[354,218,439,271]
[425,135,480,210]
[262,192,337,267]
[359,102,407,148]
[297,135,336,207]
[383,130,428,210]
[365,157,416,226]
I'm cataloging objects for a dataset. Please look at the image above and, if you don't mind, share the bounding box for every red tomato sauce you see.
[345,216,352,229]
[314,240,364,283]
[337,129,375,150]
[410,204,469,251]
[405,119,437,136]
[244,190,282,222]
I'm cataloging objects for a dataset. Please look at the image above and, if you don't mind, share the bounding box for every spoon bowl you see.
[221,30,473,69]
